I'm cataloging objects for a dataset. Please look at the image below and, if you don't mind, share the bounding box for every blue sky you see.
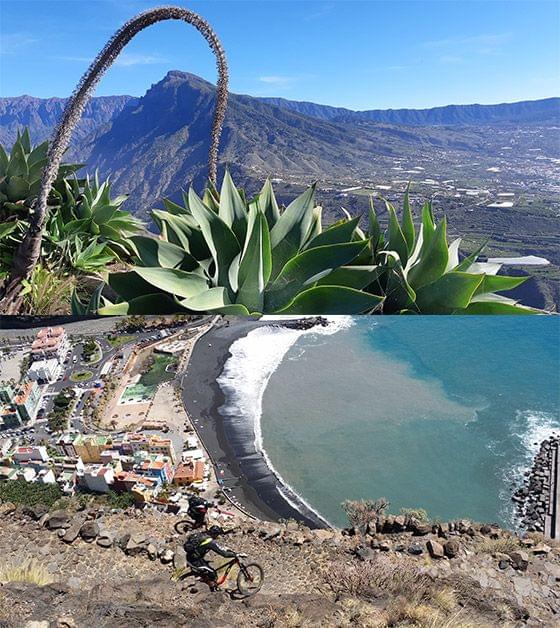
[0,0,558,109]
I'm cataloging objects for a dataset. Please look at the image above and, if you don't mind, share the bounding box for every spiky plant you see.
[45,173,144,262]
[365,186,537,314]
[97,172,384,315]
[0,5,228,313]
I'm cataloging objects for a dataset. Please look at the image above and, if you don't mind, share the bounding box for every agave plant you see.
[365,186,536,314]
[97,172,384,315]
[44,173,144,265]
[0,129,81,221]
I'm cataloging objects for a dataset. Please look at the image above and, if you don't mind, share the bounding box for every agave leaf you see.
[316,265,382,290]
[368,197,381,253]
[407,217,449,290]
[152,209,210,260]
[6,176,30,201]
[414,271,484,313]
[269,183,316,279]
[401,183,415,252]
[305,217,359,249]
[162,198,190,216]
[420,201,436,250]
[466,261,501,275]
[177,286,251,315]
[278,285,385,315]
[6,140,28,178]
[445,238,462,272]
[188,187,241,292]
[474,273,527,295]
[382,256,417,313]
[462,295,538,314]
[258,178,280,227]
[130,235,199,271]
[454,241,488,271]
[386,201,409,265]
[108,271,166,301]
[0,145,9,177]
[265,240,368,311]
[133,267,208,299]
[98,294,180,315]
[237,210,272,312]
[219,169,248,242]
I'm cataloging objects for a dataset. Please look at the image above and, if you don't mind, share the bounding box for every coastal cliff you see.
[1,499,559,627]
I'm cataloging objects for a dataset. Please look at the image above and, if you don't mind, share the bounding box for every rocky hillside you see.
[1,499,559,627]
[260,97,560,126]
[0,95,136,147]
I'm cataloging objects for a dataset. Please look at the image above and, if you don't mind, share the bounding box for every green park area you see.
[70,370,93,383]
[107,334,135,349]
[119,353,177,404]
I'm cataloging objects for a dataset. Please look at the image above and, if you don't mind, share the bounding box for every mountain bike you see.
[180,555,264,596]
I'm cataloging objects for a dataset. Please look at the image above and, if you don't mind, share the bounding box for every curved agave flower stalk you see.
[0,5,228,313]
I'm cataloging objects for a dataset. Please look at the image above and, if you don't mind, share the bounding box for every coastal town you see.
[0,315,244,522]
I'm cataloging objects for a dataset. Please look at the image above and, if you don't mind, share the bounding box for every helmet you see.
[208,525,224,537]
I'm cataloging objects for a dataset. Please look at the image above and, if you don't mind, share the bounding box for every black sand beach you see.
[181,317,328,528]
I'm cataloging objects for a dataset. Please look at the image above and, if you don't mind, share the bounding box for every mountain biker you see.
[183,525,243,590]
[187,494,213,528]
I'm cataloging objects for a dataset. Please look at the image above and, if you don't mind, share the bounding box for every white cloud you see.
[424,32,513,55]
[54,52,169,67]
[0,33,38,55]
[258,75,297,85]
[114,52,169,67]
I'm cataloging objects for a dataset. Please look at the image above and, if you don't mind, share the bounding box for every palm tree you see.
[0,6,229,313]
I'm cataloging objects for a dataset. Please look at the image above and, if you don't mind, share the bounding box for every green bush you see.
[0,478,62,508]
[106,490,135,509]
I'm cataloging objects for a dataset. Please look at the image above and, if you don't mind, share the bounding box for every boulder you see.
[444,539,460,558]
[125,535,147,556]
[379,541,392,552]
[115,533,131,550]
[46,510,71,530]
[62,524,81,544]
[0,502,17,517]
[96,535,113,549]
[509,550,529,571]
[174,545,187,571]
[355,546,376,561]
[427,539,445,559]
[532,543,551,555]
[411,521,431,536]
[147,543,158,560]
[393,515,406,531]
[160,548,174,564]
[22,504,49,521]
[80,521,100,542]
[408,543,424,555]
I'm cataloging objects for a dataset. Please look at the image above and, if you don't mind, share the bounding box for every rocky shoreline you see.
[513,435,559,534]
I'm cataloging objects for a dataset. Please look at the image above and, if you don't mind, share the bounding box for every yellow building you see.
[73,435,111,463]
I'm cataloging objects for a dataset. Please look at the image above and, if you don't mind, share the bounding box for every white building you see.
[35,468,56,484]
[78,465,115,493]
[31,327,70,363]
[28,358,62,384]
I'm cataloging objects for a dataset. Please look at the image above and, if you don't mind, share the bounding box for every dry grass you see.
[474,536,519,555]
[0,559,54,586]
[523,532,560,549]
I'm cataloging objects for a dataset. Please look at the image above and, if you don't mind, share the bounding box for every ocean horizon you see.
[217,316,560,528]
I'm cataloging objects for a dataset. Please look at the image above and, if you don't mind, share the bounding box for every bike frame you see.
[214,557,240,585]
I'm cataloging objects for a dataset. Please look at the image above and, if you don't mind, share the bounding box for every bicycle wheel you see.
[174,519,192,534]
[237,562,264,596]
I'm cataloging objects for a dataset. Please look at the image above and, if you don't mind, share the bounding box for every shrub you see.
[341,498,390,528]
[106,490,135,509]
[0,559,53,585]
[0,478,62,507]
[474,536,520,555]
[400,507,429,522]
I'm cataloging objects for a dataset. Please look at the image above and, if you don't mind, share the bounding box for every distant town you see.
[0,316,237,520]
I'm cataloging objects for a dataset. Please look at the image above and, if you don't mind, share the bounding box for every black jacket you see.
[184,533,236,562]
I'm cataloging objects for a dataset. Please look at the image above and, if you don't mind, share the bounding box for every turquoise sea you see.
[257,317,560,527]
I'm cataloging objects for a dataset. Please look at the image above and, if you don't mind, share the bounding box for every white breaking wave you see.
[217,316,354,524]
[501,409,560,528]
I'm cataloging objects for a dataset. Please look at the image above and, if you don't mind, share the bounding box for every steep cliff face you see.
[1,501,559,627]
